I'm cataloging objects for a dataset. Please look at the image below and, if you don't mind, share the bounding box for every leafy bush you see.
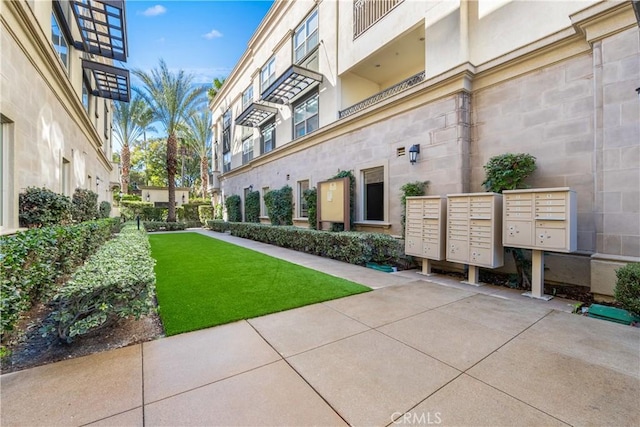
[121,194,141,202]
[400,181,428,235]
[199,205,215,223]
[18,187,71,227]
[614,262,640,315]
[120,201,166,221]
[206,219,230,233]
[330,170,355,231]
[182,202,210,222]
[188,197,210,204]
[482,153,537,193]
[303,188,317,229]
[226,195,242,222]
[99,201,111,218]
[221,222,404,266]
[263,185,293,226]
[0,219,117,339]
[183,220,202,228]
[245,191,261,223]
[71,188,99,222]
[214,204,223,219]
[143,221,187,232]
[47,224,156,343]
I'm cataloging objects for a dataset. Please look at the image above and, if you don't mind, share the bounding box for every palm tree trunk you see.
[167,133,178,222]
[121,143,130,194]
[200,155,208,198]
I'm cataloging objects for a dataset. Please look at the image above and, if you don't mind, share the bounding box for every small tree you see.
[482,153,537,288]
[99,201,111,218]
[614,263,640,316]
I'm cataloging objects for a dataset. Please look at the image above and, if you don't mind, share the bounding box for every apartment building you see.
[209,0,640,297]
[1,0,130,234]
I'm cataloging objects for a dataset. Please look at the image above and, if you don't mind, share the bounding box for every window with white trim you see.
[293,92,319,139]
[260,57,276,93]
[363,167,384,221]
[294,10,319,63]
[242,135,253,164]
[242,85,253,111]
[51,11,69,71]
[260,120,275,154]
[297,180,309,218]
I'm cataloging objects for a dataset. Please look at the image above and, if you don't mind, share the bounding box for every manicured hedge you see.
[614,262,640,315]
[48,224,156,342]
[205,221,404,267]
[226,195,242,222]
[120,201,167,221]
[0,218,119,339]
[198,205,214,223]
[143,221,187,232]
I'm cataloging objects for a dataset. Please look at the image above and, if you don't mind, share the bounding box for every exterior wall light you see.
[182,194,185,203]
[409,144,420,164]
[248,185,253,192]
[146,192,150,202]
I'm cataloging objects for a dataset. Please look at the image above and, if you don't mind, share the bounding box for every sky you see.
[123,0,275,85]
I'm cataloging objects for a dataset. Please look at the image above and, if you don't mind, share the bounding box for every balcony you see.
[353,0,404,39]
[339,70,424,118]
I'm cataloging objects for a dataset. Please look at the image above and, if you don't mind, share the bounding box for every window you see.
[103,101,109,140]
[242,136,253,164]
[222,109,232,172]
[261,187,270,217]
[51,11,69,70]
[293,92,319,139]
[82,81,90,112]
[363,167,384,221]
[298,180,309,218]
[260,120,275,154]
[294,10,319,63]
[242,85,254,111]
[260,57,276,92]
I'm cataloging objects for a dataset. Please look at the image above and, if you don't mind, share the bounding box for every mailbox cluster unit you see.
[446,193,504,268]
[405,196,447,260]
[503,187,577,252]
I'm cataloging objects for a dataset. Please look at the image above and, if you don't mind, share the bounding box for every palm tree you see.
[134,59,205,221]
[207,77,225,102]
[185,109,212,198]
[112,94,154,193]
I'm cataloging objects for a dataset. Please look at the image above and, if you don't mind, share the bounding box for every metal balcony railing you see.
[338,70,425,119]
[353,0,404,39]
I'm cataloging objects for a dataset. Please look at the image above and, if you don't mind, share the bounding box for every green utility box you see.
[587,304,639,325]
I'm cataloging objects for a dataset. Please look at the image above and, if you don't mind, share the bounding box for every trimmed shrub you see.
[245,191,261,223]
[226,195,242,222]
[614,262,640,315]
[223,222,404,266]
[400,181,428,235]
[121,194,141,202]
[199,205,215,223]
[482,152,537,193]
[99,201,111,218]
[182,202,210,222]
[120,201,166,222]
[206,219,230,233]
[303,188,317,229]
[71,188,99,222]
[263,185,293,226]
[18,187,71,227]
[47,224,156,343]
[214,203,223,219]
[0,218,118,339]
[143,221,187,232]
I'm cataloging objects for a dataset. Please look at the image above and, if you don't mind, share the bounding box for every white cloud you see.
[141,5,166,17]
[202,29,223,40]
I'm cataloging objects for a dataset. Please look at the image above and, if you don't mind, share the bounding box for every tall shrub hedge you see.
[198,205,215,223]
[263,185,293,225]
[47,224,156,342]
[19,187,72,227]
[120,201,167,221]
[71,188,99,222]
[303,187,317,229]
[245,191,261,223]
[0,218,119,339]
[226,195,242,222]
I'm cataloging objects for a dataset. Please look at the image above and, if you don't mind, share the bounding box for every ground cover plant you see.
[149,232,370,335]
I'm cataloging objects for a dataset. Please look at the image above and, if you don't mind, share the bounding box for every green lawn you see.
[149,232,370,335]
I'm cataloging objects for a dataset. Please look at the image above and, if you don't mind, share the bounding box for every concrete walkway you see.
[1,230,639,426]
